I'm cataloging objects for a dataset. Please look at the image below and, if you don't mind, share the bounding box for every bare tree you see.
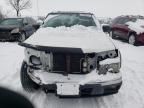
[0,11,3,19]
[0,7,4,19]
[7,0,32,16]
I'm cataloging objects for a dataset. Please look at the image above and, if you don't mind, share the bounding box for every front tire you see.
[20,61,40,92]
[18,32,26,42]
[128,34,137,45]
[109,31,116,39]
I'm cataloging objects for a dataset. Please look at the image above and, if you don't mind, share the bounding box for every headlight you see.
[30,56,41,65]
[98,63,120,74]
[97,50,118,61]
[97,49,121,74]
[11,28,20,34]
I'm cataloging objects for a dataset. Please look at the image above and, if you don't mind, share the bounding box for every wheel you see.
[18,32,26,42]
[20,61,40,92]
[109,31,116,39]
[128,34,137,45]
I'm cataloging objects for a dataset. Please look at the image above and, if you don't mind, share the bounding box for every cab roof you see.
[48,11,94,15]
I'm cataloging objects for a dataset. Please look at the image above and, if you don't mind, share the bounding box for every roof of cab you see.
[48,11,94,15]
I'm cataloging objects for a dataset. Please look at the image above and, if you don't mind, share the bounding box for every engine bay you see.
[25,48,120,75]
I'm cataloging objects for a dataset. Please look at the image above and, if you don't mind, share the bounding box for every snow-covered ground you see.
[0,40,144,108]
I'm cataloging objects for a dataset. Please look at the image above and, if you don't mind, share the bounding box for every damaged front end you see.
[20,43,122,96]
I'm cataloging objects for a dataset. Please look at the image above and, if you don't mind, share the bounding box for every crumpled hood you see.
[24,26,116,53]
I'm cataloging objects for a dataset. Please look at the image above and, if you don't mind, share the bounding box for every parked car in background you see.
[109,15,144,45]
[19,11,122,97]
[0,17,40,42]
[98,17,112,25]
[32,16,45,26]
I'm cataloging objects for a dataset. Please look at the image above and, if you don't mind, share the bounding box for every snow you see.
[79,70,121,85]
[24,25,116,53]
[31,69,121,85]
[0,40,144,108]
[126,19,144,35]
[100,57,120,65]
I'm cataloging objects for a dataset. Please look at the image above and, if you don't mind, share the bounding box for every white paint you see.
[100,57,120,65]
[79,70,121,85]
[30,69,122,86]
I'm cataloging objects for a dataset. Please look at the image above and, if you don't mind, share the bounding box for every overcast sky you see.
[0,0,144,18]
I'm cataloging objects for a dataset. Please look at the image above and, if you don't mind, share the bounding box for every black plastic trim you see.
[19,43,84,54]
[41,82,122,97]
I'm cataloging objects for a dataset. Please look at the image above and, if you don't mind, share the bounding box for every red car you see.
[109,15,144,45]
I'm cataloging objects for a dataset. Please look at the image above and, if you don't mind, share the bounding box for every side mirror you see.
[37,20,43,25]
[24,22,28,26]
[102,24,111,33]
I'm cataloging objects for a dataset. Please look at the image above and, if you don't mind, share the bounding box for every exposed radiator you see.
[52,53,85,74]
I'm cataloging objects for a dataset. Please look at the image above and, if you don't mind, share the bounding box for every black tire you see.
[128,34,137,45]
[18,32,26,42]
[109,30,116,39]
[20,61,40,92]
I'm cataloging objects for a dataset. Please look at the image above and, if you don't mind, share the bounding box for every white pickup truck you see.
[19,11,122,97]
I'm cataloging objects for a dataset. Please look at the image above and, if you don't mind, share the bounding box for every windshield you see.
[43,13,96,28]
[0,18,23,26]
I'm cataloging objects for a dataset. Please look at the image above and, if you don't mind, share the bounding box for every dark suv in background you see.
[0,17,40,42]
[109,15,144,45]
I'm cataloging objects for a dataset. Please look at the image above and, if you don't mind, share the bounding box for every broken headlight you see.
[98,62,120,74]
[30,55,41,66]
[97,50,121,74]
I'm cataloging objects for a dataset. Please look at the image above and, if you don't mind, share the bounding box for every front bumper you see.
[28,69,122,96]
[0,33,20,41]
[42,82,122,97]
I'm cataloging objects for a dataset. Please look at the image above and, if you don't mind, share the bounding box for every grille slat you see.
[53,54,66,71]
[53,53,85,74]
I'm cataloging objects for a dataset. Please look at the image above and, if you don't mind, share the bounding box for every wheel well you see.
[21,31,26,35]
[128,32,136,37]
[21,31,27,38]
